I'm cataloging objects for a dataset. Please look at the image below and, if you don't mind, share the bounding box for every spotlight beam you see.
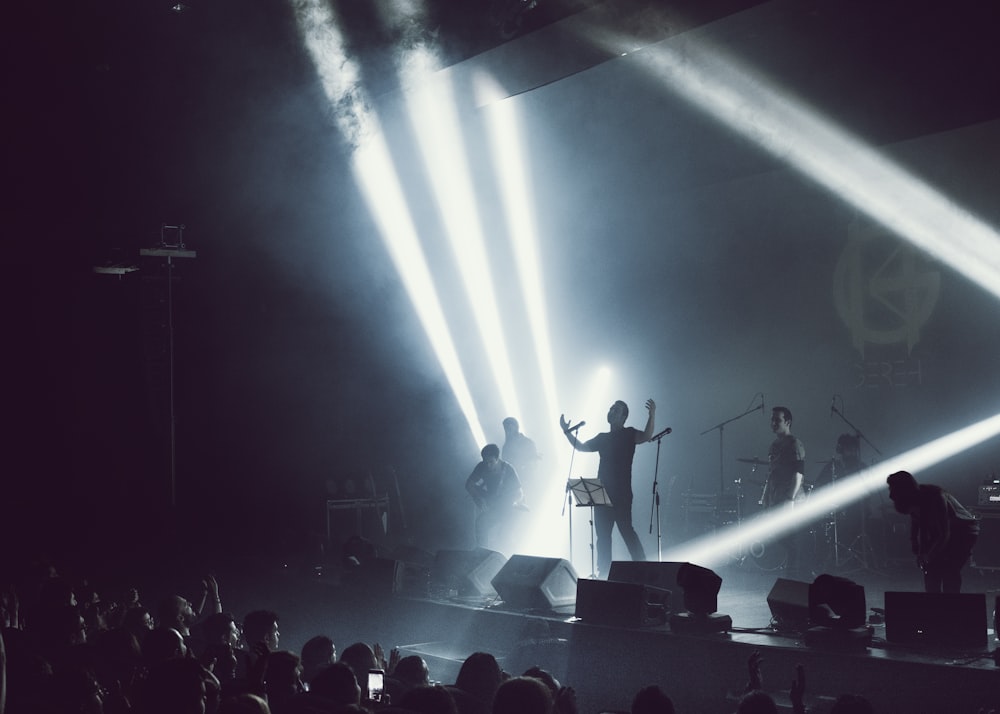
[292,0,487,447]
[479,80,561,426]
[406,77,524,427]
[618,37,1000,301]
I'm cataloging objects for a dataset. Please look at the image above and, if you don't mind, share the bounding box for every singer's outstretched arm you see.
[637,399,656,443]
[559,414,596,452]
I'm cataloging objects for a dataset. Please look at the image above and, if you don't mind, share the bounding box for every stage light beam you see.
[292,0,486,446]
[405,75,524,428]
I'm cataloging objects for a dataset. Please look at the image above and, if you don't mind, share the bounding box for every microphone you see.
[830,396,836,417]
[565,421,585,433]
[761,393,766,417]
[650,427,672,440]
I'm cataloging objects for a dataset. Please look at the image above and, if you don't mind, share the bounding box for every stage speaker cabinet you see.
[971,511,1000,570]
[607,561,684,596]
[491,555,578,611]
[766,578,810,630]
[575,579,668,627]
[431,549,507,596]
[884,591,988,647]
[365,558,429,596]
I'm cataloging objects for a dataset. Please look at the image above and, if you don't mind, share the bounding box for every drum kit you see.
[724,456,878,572]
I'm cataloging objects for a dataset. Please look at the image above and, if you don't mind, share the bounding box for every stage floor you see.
[220,553,1000,713]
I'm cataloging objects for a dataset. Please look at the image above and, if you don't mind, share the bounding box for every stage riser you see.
[377,598,997,713]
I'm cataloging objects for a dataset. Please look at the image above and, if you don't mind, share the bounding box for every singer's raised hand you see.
[559,414,571,432]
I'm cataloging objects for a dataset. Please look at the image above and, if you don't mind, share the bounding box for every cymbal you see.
[736,457,769,466]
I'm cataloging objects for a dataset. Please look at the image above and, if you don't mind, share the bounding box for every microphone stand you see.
[831,405,882,458]
[647,431,670,562]
[700,400,766,501]
[562,428,582,564]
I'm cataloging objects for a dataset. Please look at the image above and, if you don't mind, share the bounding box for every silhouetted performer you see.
[560,399,655,576]
[502,417,541,506]
[815,433,870,547]
[887,470,979,593]
[763,406,805,571]
[466,444,524,550]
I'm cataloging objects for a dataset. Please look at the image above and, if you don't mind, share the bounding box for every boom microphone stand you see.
[647,426,673,562]
[701,395,766,504]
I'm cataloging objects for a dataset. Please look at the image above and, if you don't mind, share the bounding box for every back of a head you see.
[631,684,675,714]
[401,684,460,714]
[301,635,336,667]
[308,661,360,705]
[394,655,430,687]
[492,676,553,714]
[887,470,918,492]
[339,641,377,682]
[218,693,272,714]
[455,652,504,701]
[521,667,558,695]
[830,694,875,714]
[736,691,778,714]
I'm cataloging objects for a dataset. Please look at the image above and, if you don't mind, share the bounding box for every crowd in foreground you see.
[0,557,991,714]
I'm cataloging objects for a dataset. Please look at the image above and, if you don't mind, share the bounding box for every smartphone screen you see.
[367,669,385,702]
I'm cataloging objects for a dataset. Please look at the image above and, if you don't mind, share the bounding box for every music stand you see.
[568,479,611,578]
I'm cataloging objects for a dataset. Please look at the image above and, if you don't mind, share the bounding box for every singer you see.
[559,398,656,576]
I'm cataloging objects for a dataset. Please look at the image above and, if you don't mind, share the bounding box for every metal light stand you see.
[139,224,196,508]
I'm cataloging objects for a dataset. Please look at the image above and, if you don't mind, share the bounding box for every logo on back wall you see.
[833,220,940,388]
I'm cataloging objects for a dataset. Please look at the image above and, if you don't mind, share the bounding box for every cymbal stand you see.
[830,398,882,571]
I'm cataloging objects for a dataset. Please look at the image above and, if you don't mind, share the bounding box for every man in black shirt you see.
[466,443,524,550]
[887,470,980,593]
[560,399,655,577]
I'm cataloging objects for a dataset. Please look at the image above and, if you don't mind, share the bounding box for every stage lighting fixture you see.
[804,574,872,650]
[808,574,867,630]
[668,562,731,634]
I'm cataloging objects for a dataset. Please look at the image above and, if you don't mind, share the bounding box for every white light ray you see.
[405,76,524,425]
[665,410,1000,568]
[477,72,561,428]
[292,0,485,446]
[620,37,1000,299]
[352,136,487,447]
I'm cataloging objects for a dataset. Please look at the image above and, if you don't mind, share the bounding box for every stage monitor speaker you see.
[362,558,429,596]
[432,549,507,596]
[607,561,684,594]
[767,578,810,630]
[575,579,669,627]
[884,591,987,647]
[491,555,578,611]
